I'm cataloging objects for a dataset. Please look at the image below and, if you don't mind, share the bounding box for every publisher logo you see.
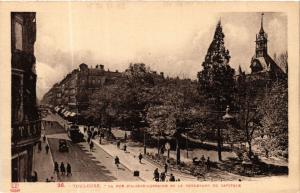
[10,183,20,192]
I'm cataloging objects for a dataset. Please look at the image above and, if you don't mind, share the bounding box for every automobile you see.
[67,124,84,143]
[58,139,69,152]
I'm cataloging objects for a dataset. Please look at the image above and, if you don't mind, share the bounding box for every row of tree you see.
[80,21,288,161]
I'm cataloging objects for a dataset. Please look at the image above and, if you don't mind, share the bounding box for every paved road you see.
[43,114,141,182]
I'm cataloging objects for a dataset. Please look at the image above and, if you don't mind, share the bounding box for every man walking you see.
[60,162,66,176]
[123,144,127,152]
[45,144,49,154]
[164,163,168,174]
[54,161,59,175]
[206,157,211,171]
[89,141,94,152]
[117,141,120,149]
[115,156,120,169]
[38,140,42,152]
[138,153,143,164]
[153,168,159,182]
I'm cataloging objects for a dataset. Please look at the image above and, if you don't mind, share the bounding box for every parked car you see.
[58,139,69,152]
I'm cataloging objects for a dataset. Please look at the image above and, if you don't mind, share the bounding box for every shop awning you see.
[63,111,70,117]
[69,112,77,117]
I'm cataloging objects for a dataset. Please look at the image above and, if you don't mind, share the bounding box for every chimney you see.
[160,72,164,77]
[99,64,104,70]
[115,70,119,73]
[96,65,98,69]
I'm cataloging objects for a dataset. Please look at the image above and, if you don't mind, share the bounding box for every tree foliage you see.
[198,21,235,110]
[256,81,288,158]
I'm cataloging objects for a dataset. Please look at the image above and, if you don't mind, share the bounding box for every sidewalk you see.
[77,126,197,181]
[32,139,58,182]
[32,119,60,182]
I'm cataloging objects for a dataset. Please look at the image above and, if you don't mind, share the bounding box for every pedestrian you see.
[169,173,175,182]
[160,172,166,182]
[123,144,127,152]
[164,163,168,173]
[45,144,49,154]
[66,163,72,176]
[206,157,211,171]
[43,135,46,143]
[54,161,59,175]
[38,141,42,152]
[60,162,66,176]
[50,176,55,182]
[160,146,165,155]
[265,148,269,158]
[89,141,94,152]
[124,132,127,142]
[31,171,38,182]
[117,141,120,149]
[33,171,38,182]
[201,155,206,165]
[138,153,143,163]
[115,156,120,168]
[46,178,50,182]
[153,168,159,182]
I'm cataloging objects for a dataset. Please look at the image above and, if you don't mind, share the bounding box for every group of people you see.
[153,168,178,182]
[192,155,211,171]
[54,161,72,177]
[45,176,56,182]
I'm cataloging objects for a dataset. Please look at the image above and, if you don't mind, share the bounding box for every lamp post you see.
[143,128,146,154]
[218,105,234,162]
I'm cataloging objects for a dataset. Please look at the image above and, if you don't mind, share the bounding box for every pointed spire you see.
[260,13,265,34]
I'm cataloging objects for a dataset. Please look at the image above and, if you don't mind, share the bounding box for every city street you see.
[33,113,142,182]
[50,112,251,182]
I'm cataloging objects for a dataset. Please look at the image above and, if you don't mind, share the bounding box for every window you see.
[15,21,23,50]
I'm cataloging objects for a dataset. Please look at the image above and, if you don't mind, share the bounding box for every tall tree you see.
[197,20,235,161]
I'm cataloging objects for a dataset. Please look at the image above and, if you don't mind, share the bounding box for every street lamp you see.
[143,128,146,154]
[217,105,234,162]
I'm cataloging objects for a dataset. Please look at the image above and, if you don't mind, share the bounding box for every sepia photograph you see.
[1,2,299,193]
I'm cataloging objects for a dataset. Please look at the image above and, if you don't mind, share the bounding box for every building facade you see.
[11,12,41,182]
[249,13,286,81]
[42,63,124,116]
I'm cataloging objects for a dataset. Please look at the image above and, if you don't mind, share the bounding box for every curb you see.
[90,138,145,182]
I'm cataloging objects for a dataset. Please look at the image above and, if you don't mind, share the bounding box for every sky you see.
[35,6,287,100]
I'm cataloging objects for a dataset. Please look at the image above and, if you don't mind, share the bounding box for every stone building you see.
[11,12,41,182]
[248,13,286,81]
[42,63,124,117]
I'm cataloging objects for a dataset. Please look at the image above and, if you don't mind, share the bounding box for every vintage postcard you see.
[0,1,299,193]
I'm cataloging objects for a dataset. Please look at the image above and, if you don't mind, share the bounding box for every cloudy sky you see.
[35,5,287,99]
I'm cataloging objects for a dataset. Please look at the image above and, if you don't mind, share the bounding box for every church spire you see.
[260,13,264,34]
[255,12,268,58]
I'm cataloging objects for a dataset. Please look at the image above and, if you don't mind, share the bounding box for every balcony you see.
[11,120,41,148]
